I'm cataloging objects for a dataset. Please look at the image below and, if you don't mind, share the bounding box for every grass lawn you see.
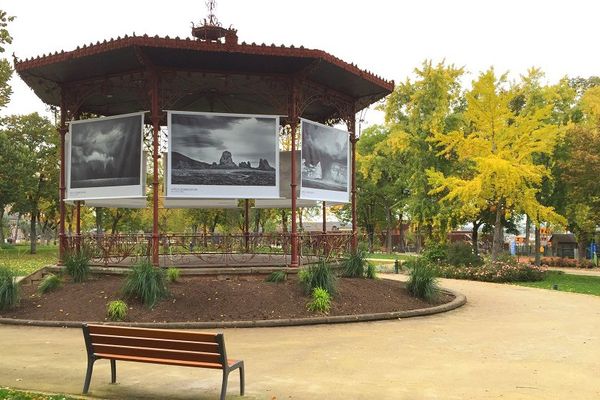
[0,244,58,276]
[0,387,79,400]
[366,253,416,262]
[516,271,600,296]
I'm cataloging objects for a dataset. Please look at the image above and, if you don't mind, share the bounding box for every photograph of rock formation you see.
[70,114,142,188]
[301,120,348,193]
[170,113,277,186]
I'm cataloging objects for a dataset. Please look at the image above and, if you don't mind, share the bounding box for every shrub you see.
[122,259,168,308]
[0,267,19,310]
[422,243,448,264]
[307,287,331,313]
[298,260,337,295]
[446,242,482,267]
[365,263,377,279]
[166,267,180,283]
[64,250,91,283]
[342,249,368,278]
[406,258,439,302]
[107,300,128,321]
[266,271,287,283]
[38,274,61,294]
[436,261,546,283]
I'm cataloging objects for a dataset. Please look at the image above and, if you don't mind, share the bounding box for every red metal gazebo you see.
[14,8,393,268]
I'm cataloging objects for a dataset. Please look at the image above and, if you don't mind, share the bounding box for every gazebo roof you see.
[14,34,394,121]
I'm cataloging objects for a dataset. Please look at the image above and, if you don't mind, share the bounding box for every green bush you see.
[437,260,546,283]
[166,267,180,283]
[64,250,91,283]
[365,263,377,279]
[298,260,337,295]
[342,249,368,278]
[307,287,331,313]
[422,243,448,264]
[0,266,20,310]
[446,242,482,267]
[406,258,439,302]
[122,259,168,308]
[38,274,61,294]
[107,300,128,321]
[266,270,287,283]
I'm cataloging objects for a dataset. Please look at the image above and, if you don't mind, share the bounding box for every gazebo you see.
[14,5,393,268]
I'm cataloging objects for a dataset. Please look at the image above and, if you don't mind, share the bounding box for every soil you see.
[0,275,453,323]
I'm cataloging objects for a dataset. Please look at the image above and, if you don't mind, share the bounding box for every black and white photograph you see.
[67,113,145,200]
[167,111,279,198]
[300,119,349,203]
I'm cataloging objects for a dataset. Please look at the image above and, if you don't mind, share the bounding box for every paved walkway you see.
[1,276,599,400]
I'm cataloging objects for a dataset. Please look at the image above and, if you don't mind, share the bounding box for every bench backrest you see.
[83,324,227,368]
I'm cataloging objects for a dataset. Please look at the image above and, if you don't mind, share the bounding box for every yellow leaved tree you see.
[427,69,565,260]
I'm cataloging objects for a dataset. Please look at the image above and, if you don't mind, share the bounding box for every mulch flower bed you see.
[0,274,453,323]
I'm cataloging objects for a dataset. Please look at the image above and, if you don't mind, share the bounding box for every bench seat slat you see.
[88,325,217,343]
[92,344,222,365]
[90,334,219,353]
[94,353,224,369]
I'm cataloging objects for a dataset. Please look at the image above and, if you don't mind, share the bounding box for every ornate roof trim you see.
[14,34,394,91]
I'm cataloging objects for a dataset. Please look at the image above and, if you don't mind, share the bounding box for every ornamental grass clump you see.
[107,300,128,321]
[37,273,61,294]
[342,249,376,279]
[405,258,439,302]
[0,266,19,310]
[298,260,336,295]
[64,249,91,283]
[166,267,180,283]
[265,270,287,283]
[122,259,168,308]
[307,287,331,314]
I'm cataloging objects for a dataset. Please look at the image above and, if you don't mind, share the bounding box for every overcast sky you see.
[2,0,599,126]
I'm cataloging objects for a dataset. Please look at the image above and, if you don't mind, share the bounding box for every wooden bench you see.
[82,324,244,400]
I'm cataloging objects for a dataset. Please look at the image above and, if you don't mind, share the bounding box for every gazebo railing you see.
[64,232,353,267]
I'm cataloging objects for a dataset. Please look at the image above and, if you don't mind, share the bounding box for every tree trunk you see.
[13,213,20,243]
[524,214,531,255]
[472,220,481,256]
[415,225,422,253]
[110,211,122,235]
[298,208,303,230]
[534,226,541,266]
[385,207,392,253]
[95,207,103,235]
[491,203,504,261]
[30,211,37,254]
[397,212,405,252]
[0,208,5,244]
[280,210,288,233]
[254,209,260,233]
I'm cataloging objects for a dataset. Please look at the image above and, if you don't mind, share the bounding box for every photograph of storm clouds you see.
[301,120,348,192]
[170,113,277,187]
[70,114,142,188]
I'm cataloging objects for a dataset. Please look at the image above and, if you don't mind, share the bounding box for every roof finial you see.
[192,0,237,43]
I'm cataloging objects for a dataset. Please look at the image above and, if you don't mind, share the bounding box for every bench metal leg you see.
[110,359,116,383]
[220,370,229,400]
[239,362,245,396]
[82,359,95,394]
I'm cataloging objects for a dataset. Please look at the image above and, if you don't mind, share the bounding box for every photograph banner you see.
[300,119,349,203]
[66,113,145,200]
[167,111,279,198]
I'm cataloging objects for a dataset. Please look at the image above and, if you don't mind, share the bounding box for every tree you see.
[428,69,565,261]
[0,10,13,109]
[562,87,600,261]
[356,124,409,252]
[0,130,26,243]
[5,113,58,254]
[383,60,465,249]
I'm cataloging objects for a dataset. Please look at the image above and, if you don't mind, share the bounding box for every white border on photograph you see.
[66,112,146,201]
[166,110,280,199]
[299,118,350,203]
